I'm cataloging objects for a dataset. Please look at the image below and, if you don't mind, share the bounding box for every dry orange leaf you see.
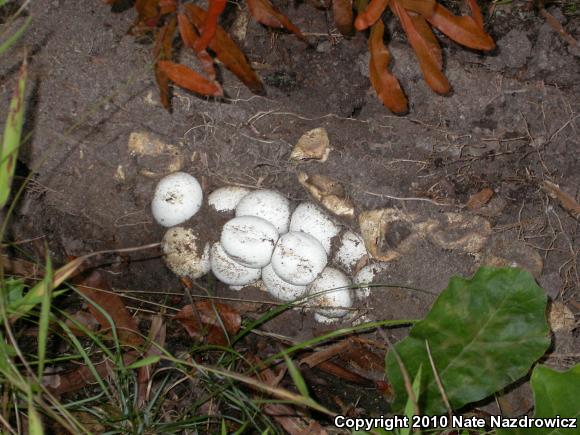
[153,17,177,109]
[368,21,408,114]
[397,0,436,18]
[186,4,265,95]
[157,60,223,97]
[393,1,450,94]
[134,0,161,29]
[355,0,390,31]
[426,3,495,51]
[76,270,142,347]
[332,0,354,36]
[410,12,443,69]
[178,13,217,81]
[466,187,494,210]
[247,0,307,42]
[174,301,241,346]
[194,0,227,52]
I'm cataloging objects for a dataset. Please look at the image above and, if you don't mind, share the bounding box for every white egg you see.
[235,189,291,234]
[152,172,203,227]
[289,202,340,254]
[354,263,391,299]
[308,267,352,321]
[161,227,210,279]
[334,230,368,274]
[208,186,251,213]
[271,231,328,286]
[210,242,261,286]
[262,263,308,301]
[220,216,279,268]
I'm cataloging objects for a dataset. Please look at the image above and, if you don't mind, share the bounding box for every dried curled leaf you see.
[194,0,227,52]
[368,21,408,114]
[186,4,265,94]
[247,0,307,42]
[354,0,389,31]
[133,0,161,31]
[178,13,217,81]
[174,301,241,346]
[157,60,223,97]
[426,3,495,51]
[392,1,450,94]
[332,0,354,36]
[397,0,435,17]
[153,17,177,109]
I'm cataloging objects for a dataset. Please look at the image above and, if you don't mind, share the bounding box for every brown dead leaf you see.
[368,20,408,114]
[157,60,223,97]
[247,0,307,42]
[466,187,494,210]
[299,340,351,367]
[393,1,450,94]
[153,17,177,109]
[397,0,435,17]
[539,8,579,49]
[316,360,372,385]
[542,180,580,220]
[354,0,390,31]
[185,4,265,94]
[332,0,354,36]
[133,0,161,31]
[178,13,217,81]
[174,301,241,346]
[0,255,41,280]
[76,270,142,347]
[290,127,331,162]
[426,3,495,51]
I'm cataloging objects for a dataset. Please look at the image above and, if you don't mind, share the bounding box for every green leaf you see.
[125,355,161,369]
[386,267,550,414]
[283,354,310,398]
[0,55,27,209]
[28,394,45,435]
[497,364,580,435]
[532,364,580,425]
[0,16,31,57]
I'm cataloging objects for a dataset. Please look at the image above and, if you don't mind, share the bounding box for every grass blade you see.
[0,16,31,57]
[0,54,27,209]
[37,254,53,378]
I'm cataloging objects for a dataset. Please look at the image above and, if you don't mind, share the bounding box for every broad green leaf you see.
[497,364,580,435]
[532,364,580,426]
[0,56,26,209]
[386,267,550,414]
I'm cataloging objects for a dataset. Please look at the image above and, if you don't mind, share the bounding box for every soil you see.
[1,0,578,420]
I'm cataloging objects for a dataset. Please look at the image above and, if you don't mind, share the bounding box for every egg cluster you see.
[152,172,376,324]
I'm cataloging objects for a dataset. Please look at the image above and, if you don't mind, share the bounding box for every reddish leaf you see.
[154,17,177,109]
[174,301,241,346]
[247,0,307,42]
[426,3,495,51]
[316,360,372,385]
[134,0,161,30]
[354,0,389,31]
[194,0,227,52]
[178,13,217,81]
[467,0,484,30]
[466,187,494,210]
[186,4,265,94]
[159,0,177,15]
[332,0,354,36]
[392,1,450,94]
[76,270,142,347]
[410,12,442,70]
[397,0,435,17]
[157,60,223,97]
[368,21,408,114]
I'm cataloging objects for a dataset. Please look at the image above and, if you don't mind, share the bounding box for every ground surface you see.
[1,0,579,418]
